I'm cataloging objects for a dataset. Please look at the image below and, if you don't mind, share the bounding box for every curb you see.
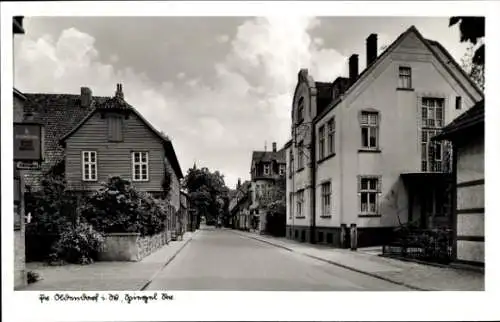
[140,231,197,291]
[232,230,431,291]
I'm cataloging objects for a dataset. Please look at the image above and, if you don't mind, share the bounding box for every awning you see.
[401,172,452,186]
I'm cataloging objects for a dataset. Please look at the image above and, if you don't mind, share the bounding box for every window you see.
[318,125,325,160]
[279,164,286,175]
[360,111,379,149]
[289,150,294,175]
[327,117,335,155]
[296,190,304,217]
[455,96,462,110]
[82,151,97,181]
[297,141,304,169]
[321,182,331,216]
[107,115,123,142]
[421,98,445,172]
[132,151,149,181]
[289,192,294,219]
[263,163,270,175]
[398,66,412,89]
[359,177,380,215]
[297,97,305,123]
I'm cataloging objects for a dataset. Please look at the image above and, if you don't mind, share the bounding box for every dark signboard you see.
[14,122,44,162]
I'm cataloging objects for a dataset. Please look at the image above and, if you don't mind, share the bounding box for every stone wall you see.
[98,230,171,262]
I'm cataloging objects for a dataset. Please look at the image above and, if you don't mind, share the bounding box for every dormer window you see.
[279,164,285,175]
[263,163,270,175]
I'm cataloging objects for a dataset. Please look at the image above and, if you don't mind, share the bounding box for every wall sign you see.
[14,122,44,162]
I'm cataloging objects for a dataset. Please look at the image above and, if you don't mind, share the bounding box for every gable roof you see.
[59,92,184,180]
[433,99,484,141]
[314,25,484,123]
[22,93,109,189]
[251,148,286,164]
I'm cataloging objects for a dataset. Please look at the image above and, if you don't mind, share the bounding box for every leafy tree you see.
[183,166,230,223]
[449,16,485,65]
[461,45,485,90]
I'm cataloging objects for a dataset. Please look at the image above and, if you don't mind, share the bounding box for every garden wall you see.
[98,230,171,262]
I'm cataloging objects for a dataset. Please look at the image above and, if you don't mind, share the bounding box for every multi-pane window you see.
[279,164,286,175]
[359,177,380,214]
[321,182,331,216]
[263,163,270,175]
[297,97,304,123]
[297,141,304,169]
[132,151,149,181]
[421,97,445,172]
[82,151,97,181]
[318,125,325,160]
[296,190,304,217]
[107,115,123,142]
[360,111,379,149]
[398,66,412,89]
[327,117,335,154]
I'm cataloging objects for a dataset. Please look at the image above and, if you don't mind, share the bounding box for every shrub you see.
[81,177,169,236]
[51,223,105,264]
[27,271,41,284]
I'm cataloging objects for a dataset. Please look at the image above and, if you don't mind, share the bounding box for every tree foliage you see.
[450,16,485,65]
[183,166,229,222]
[461,45,485,91]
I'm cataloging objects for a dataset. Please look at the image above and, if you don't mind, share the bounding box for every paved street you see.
[145,227,410,291]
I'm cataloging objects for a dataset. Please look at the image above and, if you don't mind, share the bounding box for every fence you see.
[382,228,454,264]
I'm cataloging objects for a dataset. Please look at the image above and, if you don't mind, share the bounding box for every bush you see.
[81,177,169,236]
[27,271,41,284]
[51,223,105,264]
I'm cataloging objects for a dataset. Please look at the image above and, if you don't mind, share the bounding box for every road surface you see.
[145,227,410,291]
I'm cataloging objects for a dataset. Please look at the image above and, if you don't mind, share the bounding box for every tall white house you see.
[285,26,484,247]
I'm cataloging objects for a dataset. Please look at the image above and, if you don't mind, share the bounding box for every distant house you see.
[433,100,484,266]
[286,26,484,247]
[249,142,286,233]
[23,84,183,210]
[229,179,252,231]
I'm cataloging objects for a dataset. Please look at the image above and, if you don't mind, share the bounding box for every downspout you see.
[310,122,317,244]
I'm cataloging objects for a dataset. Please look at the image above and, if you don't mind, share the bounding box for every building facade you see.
[286,26,484,247]
[249,142,286,233]
[434,100,484,266]
[13,16,27,290]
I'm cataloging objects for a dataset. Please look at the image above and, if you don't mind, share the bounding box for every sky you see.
[13,16,471,189]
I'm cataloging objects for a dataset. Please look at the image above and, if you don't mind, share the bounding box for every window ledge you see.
[317,153,336,164]
[297,167,305,173]
[82,179,99,183]
[320,215,332,218]
[358,148,381,153]
[358,214,382,218]
[295,216,306,219]
[396,87,415,92]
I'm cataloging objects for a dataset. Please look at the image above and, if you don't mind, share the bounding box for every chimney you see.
[348,54,359,84]
[115,83,124,100]
[80,87,92,108]
[366,33,378,67]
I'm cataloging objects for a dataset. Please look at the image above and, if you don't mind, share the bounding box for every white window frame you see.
[279,164,286,175]
[321,182,331,216]
[82,151,97,181]
[327,117,335,155]
[132,151,149,181]
[398,66,412,89]
[263,163,270,175]
[318,125,325,160]
[358,176,381,215]
[421,97,445,172]
[360,111,379,149]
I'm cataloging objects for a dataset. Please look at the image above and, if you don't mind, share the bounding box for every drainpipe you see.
[310,122,317,244]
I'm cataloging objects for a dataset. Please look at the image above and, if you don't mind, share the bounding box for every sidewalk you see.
[232,229,484,291]
[22,231,196,291]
